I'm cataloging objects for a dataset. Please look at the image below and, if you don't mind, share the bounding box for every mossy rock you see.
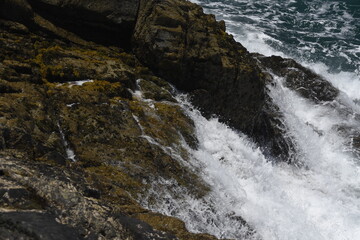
[135,213,218,240]
[129,100,198,149]
[85,165,143,197]
[139,79,175,102]
[0,15,226,240]
[32,44,136,86]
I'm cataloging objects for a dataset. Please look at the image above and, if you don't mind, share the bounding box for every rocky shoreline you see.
[0,0,338,239]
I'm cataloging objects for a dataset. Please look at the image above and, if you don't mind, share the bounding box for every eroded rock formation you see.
[256,55,339,103]
[133,0,299,161]
[0,0,340,238]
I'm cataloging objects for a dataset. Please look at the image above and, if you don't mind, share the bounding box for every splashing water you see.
[138,0,360,239]
[144,93,360,240]
[192,0,360,99]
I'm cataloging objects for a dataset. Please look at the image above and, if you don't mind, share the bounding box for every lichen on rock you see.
[0,6,215,239]
[0,0,340,238]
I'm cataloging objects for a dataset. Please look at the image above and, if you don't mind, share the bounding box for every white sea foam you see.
[139,1,360,239]
[192,0,360,96]
[301,62,360,101]
[142,92,360,239]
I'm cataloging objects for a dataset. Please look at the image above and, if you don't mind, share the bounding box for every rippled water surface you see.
[193,0,360,73]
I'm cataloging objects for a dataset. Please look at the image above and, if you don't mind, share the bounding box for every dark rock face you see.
[0,157,179,240]
[0,212,83,240]
[0,0,342,238]
[0,12,219,240]
[133,0,265,120]
[17,0,140,48]
[0,0,140,47]
[257,55,339,103]
[133,0,297,161]
[0,0,34,24]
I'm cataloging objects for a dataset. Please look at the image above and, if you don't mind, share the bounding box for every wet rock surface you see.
[256,55,339,103]
[133,0,265,129]
[29,0,139,48]
[0,157,179,240]
[0,13,217,240]
[133,0,299,161]
[0,0,34,24]
[0,211,83,240]
[0,0,341,238]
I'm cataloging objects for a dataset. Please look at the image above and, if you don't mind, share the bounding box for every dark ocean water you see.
[193,0,360,74]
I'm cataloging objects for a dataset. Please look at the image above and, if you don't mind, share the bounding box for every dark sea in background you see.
[193,0,360,74]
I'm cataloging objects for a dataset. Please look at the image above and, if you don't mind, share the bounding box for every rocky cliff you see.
[0,0,338,239]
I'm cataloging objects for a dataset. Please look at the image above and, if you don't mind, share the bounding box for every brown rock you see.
[257,55,339,102]
[133,0,295,161]
[0,0,33,24]
[27,0,140,47]
[0,17,219,239]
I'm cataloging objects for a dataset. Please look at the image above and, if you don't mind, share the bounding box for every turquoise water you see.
[193,0,360,74]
